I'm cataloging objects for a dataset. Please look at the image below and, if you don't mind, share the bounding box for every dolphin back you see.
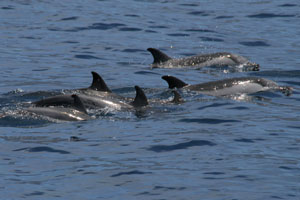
[33,95,74,107]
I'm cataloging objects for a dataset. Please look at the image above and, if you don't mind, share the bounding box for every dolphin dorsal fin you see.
[71,94,88,114]
[90,71,111,92]
[147,48,171,64]
[131,86,148,107]
[171,90,184,104]
[162,76,188,89]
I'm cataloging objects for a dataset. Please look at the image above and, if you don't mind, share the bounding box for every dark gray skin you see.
[26,95,91,121]
[162,76,292,96]
[147,48,260,71]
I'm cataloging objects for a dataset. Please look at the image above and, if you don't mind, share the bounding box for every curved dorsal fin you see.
[71,94,88,114]
[131,86,148,107]
[171,90,184,104]
[147,48,171,64]
[89,71,111,92]
[161,75,188,89]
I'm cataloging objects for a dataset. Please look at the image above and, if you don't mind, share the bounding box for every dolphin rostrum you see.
[162,75,292,96]
[147,48,259,71]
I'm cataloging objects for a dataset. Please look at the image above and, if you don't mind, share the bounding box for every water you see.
[1,0,300,199]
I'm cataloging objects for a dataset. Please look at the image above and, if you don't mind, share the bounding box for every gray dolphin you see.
[26,95,90,121]
[147,48,259,71]
[162,75,292,96]
[33,85,148,111]
[34,71,125,107]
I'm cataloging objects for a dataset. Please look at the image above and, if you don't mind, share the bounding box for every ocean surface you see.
[0,0,300,199]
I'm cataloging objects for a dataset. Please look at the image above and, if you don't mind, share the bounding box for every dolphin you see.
[147,48,260,71]
[162,75,292,96]
[34,71,126,107]
[26,95,91,121]
[33,85,148,110]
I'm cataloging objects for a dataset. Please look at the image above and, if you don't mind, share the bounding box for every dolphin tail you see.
[131,86,148,107]
[72,94,88,114]
[162,75,188,89]
[171,90,184,104]
[147,48,172,65]
[90,71,112,92]
[279,86,293,96]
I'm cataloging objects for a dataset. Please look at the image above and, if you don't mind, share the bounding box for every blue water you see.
[1,0,300,199]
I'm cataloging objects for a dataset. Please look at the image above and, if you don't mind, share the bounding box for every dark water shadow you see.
[148,140,216,152]
[13,146,70,154]
[199,36,224,42]
[179,118,240,124]
[184,28,216,33]
[111,170,152,177]
[134,71,161,75]
[167,33,190,37]
[65,22,126,32]
[234,138,255,143]
[1,6,14,10]
[247,13,295,18]
[122,48,145,53]
[74,54,102,59]
[153,185,186,191]
[239,41,270,47]
[119,27,142,31]
[60,16,79,21]
[24,191,44,197]
[215,15,234,19]
[278,4,297,7]
[187,11,210,16]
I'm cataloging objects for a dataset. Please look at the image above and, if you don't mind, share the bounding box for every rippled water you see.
[1,0,300,199]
